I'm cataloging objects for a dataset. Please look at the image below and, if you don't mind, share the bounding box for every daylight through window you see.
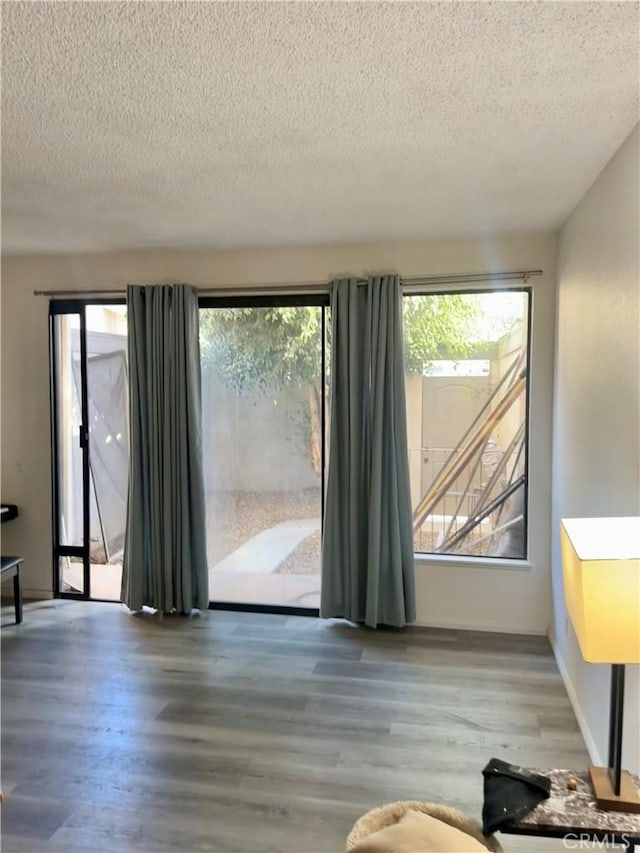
[403,289,530,559]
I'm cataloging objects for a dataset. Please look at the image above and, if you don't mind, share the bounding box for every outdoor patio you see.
[65,562,321,609]
[64,489,322,608]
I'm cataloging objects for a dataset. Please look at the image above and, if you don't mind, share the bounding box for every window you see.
[403,289,530,559]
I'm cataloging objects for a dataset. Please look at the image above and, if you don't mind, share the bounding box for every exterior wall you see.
[493,325,526,451]
[552,124,639,774]
[1,232,556,634]
[405,373,423,510]
[201,376,318,493]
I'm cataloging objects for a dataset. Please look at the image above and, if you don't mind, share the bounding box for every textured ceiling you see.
[1,1,638,254]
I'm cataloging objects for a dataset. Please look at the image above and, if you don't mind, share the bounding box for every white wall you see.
[1,233,556,633]
[552,124,640,774]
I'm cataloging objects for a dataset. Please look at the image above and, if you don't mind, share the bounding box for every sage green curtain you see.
[321,275,415,628]
[122,284,208,613]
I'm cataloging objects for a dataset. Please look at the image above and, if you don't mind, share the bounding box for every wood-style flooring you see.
[1,600,588,852]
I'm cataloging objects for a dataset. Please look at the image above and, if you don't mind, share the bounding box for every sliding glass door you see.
[52,294,326,609]
[51,301,128,600]
[199,297,328,610]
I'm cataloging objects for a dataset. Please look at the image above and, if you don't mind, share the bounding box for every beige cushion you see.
[350,809,487,853]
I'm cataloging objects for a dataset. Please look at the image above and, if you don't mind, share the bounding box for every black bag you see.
[482,758,551,835]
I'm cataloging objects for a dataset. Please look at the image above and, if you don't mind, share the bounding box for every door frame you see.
[49,298,126,600]
[198,294,329,616]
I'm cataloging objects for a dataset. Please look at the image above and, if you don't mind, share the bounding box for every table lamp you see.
[560,517,640,813]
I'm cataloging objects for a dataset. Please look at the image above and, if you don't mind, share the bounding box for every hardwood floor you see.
[1,600,588,852]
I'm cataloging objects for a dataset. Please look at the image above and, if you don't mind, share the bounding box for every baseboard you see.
[413,616,548,635]
[549,633,603,767]
[23,589,54,601]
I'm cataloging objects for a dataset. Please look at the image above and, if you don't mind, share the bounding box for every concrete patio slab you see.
[209,569,320,609]
[211,518,320,574]
[62,516,322,608]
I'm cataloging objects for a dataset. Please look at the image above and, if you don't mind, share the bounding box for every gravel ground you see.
[278,529,321,575]
[206,489,321,575]
[206,490,502,574]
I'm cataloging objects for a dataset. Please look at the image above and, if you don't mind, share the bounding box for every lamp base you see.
[589,766,640,813]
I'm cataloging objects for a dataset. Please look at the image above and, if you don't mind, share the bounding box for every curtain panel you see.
[321,275,415,628]
[122,284,208,613]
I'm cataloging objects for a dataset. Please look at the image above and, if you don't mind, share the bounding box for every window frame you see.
[401,282,533,566]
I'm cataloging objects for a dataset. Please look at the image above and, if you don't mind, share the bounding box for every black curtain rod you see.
[33,269,542,298]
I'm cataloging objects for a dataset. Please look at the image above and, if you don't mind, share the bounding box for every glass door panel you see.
[85,305,128,601]
[200,304,325,609]
[52,311,87,595]
[52,302,128,600]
